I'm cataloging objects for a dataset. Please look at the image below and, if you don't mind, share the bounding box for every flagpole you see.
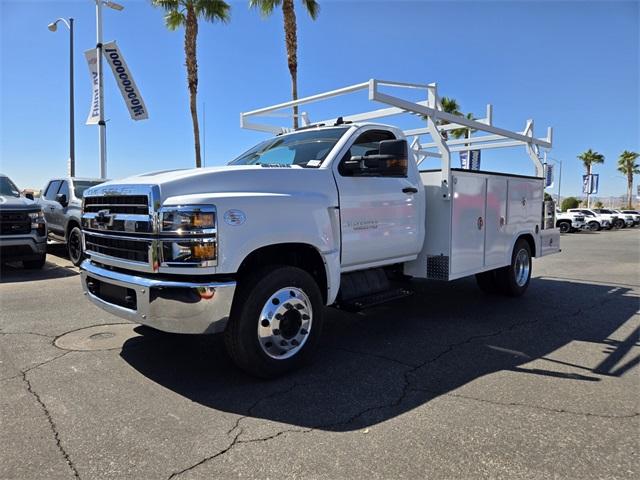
[96,0,107,179]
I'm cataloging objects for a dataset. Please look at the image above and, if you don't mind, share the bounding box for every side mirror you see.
[24,192,34,200]
[56,193,68,207]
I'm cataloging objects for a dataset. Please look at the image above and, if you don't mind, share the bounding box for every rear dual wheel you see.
[475,239,532,297]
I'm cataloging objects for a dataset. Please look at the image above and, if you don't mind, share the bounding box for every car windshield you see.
[0,176,20,197]
[229,127,349,168]
[74,180,104,198]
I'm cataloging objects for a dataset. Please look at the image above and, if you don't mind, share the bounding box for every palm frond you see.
[151,0,181,10]
[165,9,186,29]
[197,0,231,23]
[302,0,320,19]
[249,0,281,17]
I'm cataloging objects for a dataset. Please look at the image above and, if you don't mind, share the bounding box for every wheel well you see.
[66,219,80,241]
[517,233,536,257]
[237,243,328,303]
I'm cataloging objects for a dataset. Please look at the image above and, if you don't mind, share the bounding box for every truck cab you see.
[79,79,559,377]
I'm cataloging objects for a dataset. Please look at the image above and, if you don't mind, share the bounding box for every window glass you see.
[73,180,104,198]
[44,181,62,200]
[339,130,397,176]
[57,181,69,199]
[0,176,20,197]
[230,127,349,167]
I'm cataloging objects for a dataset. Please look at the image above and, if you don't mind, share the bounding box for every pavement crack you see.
[23,351,72,374]
[21,370,80,479]
[0,330,55,339]
[168,429,243,479]
[413,388,640,419]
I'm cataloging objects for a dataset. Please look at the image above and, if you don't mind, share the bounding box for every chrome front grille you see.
[84,232,151,263]
[84,195,149,214]
[81,184,217,273]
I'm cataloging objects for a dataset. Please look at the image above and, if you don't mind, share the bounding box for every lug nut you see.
[291,339,299,346]
[272,328,280,336]
[275,313,282,320]
[302,314,310,320]
[284,303,293,310]
[261,319,270,327]
[280,340,288,347]
[300,329,308,335]
[295,304,304,310]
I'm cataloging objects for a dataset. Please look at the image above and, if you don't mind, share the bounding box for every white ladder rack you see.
[240,79,553,198]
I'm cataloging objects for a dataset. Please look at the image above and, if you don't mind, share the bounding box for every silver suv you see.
[39,177,105,266]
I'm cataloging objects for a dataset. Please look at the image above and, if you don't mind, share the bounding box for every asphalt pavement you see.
[1,230,639,479]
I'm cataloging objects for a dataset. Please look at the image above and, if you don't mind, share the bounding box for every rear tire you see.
[23,253,46,270]
[496,239,532,297]
[224,265,324,378]
[67,226,84,267]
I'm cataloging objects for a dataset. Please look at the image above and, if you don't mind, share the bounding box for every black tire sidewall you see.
[23,253,46,269]
[558,222,570,233]
[225,266,324,378]
[68,226,84,266]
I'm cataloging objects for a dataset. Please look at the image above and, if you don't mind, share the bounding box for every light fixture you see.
[47,22,57,31]
[104,1,124,11]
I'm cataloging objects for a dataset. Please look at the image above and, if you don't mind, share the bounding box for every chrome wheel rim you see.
[257,287,312,360]
[69,229,82,263]
[514,249,530,287]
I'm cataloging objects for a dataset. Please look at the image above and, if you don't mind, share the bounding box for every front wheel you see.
[224,266,324,378]
[67,226,84,266]
[558,221,571,234]
[614,219,625,229]
[23,253,46,269]
[588,221,600,231]
[496,239,532,297]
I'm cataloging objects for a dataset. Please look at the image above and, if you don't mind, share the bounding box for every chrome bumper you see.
[80,260,236,334]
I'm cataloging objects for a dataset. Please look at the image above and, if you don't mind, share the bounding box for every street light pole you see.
[48,17,75,177]
[95,0,106,179]
[94,0,124,180]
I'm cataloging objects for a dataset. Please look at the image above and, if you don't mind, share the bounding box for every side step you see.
[336,268,413,312]
[338,287,413,312]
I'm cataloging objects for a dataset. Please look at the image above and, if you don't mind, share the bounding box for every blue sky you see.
[1,0,638,198]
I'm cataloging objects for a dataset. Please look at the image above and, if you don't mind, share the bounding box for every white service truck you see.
[80,80,560,377]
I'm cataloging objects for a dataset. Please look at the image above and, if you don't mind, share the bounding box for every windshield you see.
[74,180,104,198]
[0,176,20,197]
[229,127,349,168]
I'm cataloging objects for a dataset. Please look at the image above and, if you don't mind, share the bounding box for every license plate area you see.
[86,276,137,310]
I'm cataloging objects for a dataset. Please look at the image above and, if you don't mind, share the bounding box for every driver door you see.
[333,129,423,270]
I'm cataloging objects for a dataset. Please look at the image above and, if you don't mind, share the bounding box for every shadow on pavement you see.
[120,277,639,431]
[0,243,77,284]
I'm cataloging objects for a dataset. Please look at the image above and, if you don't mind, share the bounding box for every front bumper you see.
[0,235,47,262]
[80,260,236,334]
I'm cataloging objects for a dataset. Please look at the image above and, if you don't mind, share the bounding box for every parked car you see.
[589,208,625,229]
[567,208,611,231]
[39,177,106,266]
[0,174,47,269]
[78,80,559,377]
[555,210,586,233]
[610,209,635,227]
[620,210,640,225]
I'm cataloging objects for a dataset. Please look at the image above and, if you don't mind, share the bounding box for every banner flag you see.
[103,41,148,121]
[84,49,100,125]
[544,163,554,188]
[461,150,481,170]
[582,174,599,194]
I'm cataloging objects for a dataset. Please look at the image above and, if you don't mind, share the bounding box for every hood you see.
[85,165,337,204]
[0,195,41,212]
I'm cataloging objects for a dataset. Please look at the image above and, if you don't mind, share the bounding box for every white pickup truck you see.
[80,80,559,377]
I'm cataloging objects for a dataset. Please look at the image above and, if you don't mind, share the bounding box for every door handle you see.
[402,187,418,194]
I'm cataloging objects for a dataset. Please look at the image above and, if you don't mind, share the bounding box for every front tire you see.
[23,253,46,270]
[224,266,324,378]
[496,239,532,297]
[558,221,571,234]
[588,221,600,231]
[67,226,84,266]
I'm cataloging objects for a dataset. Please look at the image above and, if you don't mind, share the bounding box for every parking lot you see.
[1,229,638,479]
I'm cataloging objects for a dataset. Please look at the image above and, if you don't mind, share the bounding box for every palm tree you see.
[249,0,319,129]
[617,150,640,208]
[152,0,230,168]
[577,149,604,207]
[422,96,460,140]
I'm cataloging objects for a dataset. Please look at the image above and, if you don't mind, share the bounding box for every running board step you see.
[338,288,413,312]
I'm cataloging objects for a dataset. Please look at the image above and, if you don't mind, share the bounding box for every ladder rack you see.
[240,79,553,198]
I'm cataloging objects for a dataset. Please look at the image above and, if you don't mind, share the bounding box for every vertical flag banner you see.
[591,174,599,194]
[582,174,599,194]
[102,41,149,120]
[459,151,469,169]
[470,150,481,170]
[544,163,554,188]
[84,49,100,125]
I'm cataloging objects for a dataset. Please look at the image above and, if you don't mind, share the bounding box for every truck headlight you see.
[161,206,216,234]
[161,239,217,266]
[29,211,46,236]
